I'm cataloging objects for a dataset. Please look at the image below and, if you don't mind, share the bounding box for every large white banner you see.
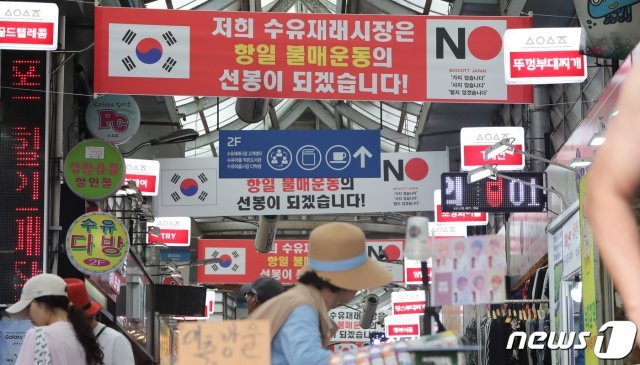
[154,152,448,217]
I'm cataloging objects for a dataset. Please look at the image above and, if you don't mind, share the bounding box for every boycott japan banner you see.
[94,7,532,103]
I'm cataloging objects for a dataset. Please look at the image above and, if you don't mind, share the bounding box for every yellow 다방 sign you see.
[177,320,270,365]
[65,212,129,275]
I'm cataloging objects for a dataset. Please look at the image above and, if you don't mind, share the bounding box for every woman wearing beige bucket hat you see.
[5,273,104,365]
[250,222,392,365]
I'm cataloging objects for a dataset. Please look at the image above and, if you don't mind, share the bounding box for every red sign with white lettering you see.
[461,143,524,166]
[509,51,586,79]
[0,22,53,45]
[436,204,488,224]
[405,267,431,284]
[393,301,426,316]
[0,2,59,51]
[388,324,419,337]
[125,173,158,195]
[148,229,190,245]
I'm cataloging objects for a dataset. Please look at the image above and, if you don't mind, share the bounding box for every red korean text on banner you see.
[510,51,586,78]
[95,8,533,103]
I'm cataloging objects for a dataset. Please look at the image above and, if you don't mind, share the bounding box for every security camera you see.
[359,294,379,329]
[254,215,279,253]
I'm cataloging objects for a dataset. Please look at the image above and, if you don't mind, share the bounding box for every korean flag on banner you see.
[204,248,246,275]
[108,23,190,79]
[161,167,217,206]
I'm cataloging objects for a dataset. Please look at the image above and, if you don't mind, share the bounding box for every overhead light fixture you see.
[122,129,199,157]
[588,134,605,147]
[467,165,496,184]
[569,158,592,168]
[482,139,579,173]
[482,138,515,160]
[610,109,619,118]
[589,120,607,147]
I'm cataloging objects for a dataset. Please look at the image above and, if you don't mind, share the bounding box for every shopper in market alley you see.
[249,222,392,365]
[6,273,104,365]
[64,278,135,365]
[241,276,285,315]
[586,62,640,343]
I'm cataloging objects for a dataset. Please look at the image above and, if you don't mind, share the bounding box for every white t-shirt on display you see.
[94,322,135,365]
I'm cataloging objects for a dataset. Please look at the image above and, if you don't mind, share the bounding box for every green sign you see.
[64,139,125,200]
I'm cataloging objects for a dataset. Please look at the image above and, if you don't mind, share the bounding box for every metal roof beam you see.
[357,0,418,14]
[177,97,230,117]
[267,0,298,12]
[192,0,240,11]
[333,102,416,148]
[300,0,333,13]
[414,102,433,136]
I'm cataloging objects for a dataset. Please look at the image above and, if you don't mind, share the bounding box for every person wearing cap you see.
[249,222,392,365]
[64,278,135,365]
[241,277,285,315]
[6,273,104,365]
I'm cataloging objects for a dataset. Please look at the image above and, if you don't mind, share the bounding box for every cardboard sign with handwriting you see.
[178,320,270,365]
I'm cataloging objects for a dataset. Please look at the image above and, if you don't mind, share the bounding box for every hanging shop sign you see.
[405,259,431,285]
[86,95,141,144]
[0,50,48,305]
[220,130,380,178]
[441,172,546,213]
[385,315,420,338]
[177,321,270,365]
[94,7,533,104]
[65,212,130,275]
[431,235,507,306]
[391,290,426,316]
[573,0,640,59]
[460,126,525,171]
[504,28,587,85]
[329,307,386,343]
[0,2,58,50]
[197,239,404,284]
[154,152,448,217]
[434,190,488,225]
[147,217,191,247]
[160,248,191,265]
[124,158,160,196]
[64,139,126,200]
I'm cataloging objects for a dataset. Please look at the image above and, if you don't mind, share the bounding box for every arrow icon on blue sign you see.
[354,146,373,168]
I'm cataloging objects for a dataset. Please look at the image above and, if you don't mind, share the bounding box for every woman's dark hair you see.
[33,296,104,365]
[298,271,343,293]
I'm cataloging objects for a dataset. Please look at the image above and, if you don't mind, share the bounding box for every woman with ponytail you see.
[6,274,104,365]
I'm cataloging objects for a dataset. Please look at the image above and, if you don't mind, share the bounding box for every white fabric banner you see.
[153,151,448,217]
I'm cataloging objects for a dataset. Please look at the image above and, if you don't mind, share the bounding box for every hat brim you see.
[298,258,392,291]
[86,301,102,316]
[5,299,32,316]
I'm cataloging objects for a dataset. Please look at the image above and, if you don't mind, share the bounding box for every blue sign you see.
[220,130,381,178]
[160,248,191,264]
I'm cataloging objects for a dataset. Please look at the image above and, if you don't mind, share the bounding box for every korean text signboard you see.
[562,213,581,277]
[64,139,126,200]
[178,320,269,365]
[329,307,386,343]
[385,315,420,338]
[504,28,587,85]
[155,152,447,217]
[198,239,404,284]
[0,2,58,50]
[65,212,130,275]
[0,50,47,305]
[94,7,532,104]
[124,158,160,196]
[434,189,488,225]
[391,290,426,316]
[405,259,431,285]
[147,217,191,246]
[220,130,380,178]
[460,127,525,171]
[86,95,141,144]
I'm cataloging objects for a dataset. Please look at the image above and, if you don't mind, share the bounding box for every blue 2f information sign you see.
[220,130,381,178]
